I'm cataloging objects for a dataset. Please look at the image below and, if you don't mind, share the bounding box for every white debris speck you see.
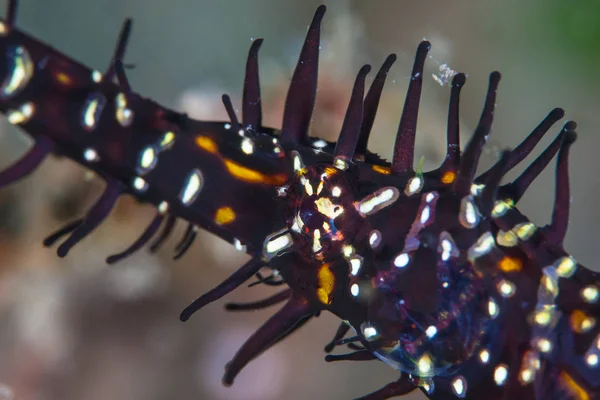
[432,63,457,86]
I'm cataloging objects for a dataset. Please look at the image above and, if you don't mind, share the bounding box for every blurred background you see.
[0,0,599,399]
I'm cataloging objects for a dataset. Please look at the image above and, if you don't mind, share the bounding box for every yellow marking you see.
[441,170,456,184]
[224,159,287,185]
[317,264,335,305]
[570,310,596,333]
[214,206,236,225]
[372,165,391,175]
[195,136,219,154]
[55,72,72,86]
[498,256,523,273]
[559,371,590,400]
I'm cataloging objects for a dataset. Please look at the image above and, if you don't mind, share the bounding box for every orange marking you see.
[224,159,287,185]
[441,170,456,184]
[195,136,219,154]
[570,310,595,333]
[559,371,590,400]
[214,206,236,225]
[498,256,523,273]
[55,72,72,86]
[372,165,391,175]
[317,264,335,305]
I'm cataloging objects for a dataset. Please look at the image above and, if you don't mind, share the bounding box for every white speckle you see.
[488,298,499,319]
[138,146,157,174]
[350,283,360,297]
[83,148,99,162]
[331,186,342,197]
[451,376,467,398]
[459,196,480,228]
[238,128,245,136]
[91,70,102,83]
[241,137,254,155]
[394,253,410,268]
[586,353,598,367]
[233,238,246,252]
[158,201,169,214]
[536,338,553,353]
[313,139,327,148]
[334,158,348,170]
[425,192,435,203]
[494,364,508,386]
[417,353,433,376]
[357,187,399,215]
[405,176,423,196]
[179,169,203,206]
[7,102,35,125]
[362,324,378,340]
[425,325,437,338]
[420,206,431,224]
[349,257,362,276]
[497,279,516,298]
[555,256,577,278]
[369,231,382,248]
[479,349,490,364]
[582,286,599,303]
[264,231,293,258]
[224,123,231,129]
[133,177,148,192]
[467,232,495,260]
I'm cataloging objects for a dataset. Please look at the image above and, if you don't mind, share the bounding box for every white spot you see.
[83,148,99,162]
[263,231,293,258]
[533,306,557,327]
[582,286,599,303]
[513,222,536,241]
[238,128,245,136]
[91,70,102,83]
[334,158,348,170]
[276,186,288,197]
[292,151,304,172]
[439,232,458,262]
[159,131,175,150]
[349,257,363,276]
[342,245,354,258]
[331,186,342,197]
[470,183,485,195]
[404,176,423,196]
[488,298,499,319]
[492,200,512,218]
[425,326,437,338]
[313,139,328,148]
[7,102,34,125]
[536,338,553,353]
[496,229,519,247]
[394,253,410,268]
[81,93,106,131]
[497,279,516,298]
[479,349,490,364]
[586,353,599,367]
[494,364,508,386]
[1,46,34,99]
[241,137,254,155]
[555,256,577,278]
[420,379,435,395]
[369,230,382,248]
[467,232,495,260]
[132,177,148,192]
[351,283,360,297]
[273,146,282,154]
[425,192,435,203]
[312,229,322,253]
[179,169,203,206]
[138,146,157,174]
[224,123,231,129]
[459,196,480,228]
[417,353,433,376]
[357,187,399,215]
[362,324,378,340]
[233,238,246,252]
[115,93,133,126]
[158,201,169,214]
[451,376,467,398]
[420,206,431,224]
